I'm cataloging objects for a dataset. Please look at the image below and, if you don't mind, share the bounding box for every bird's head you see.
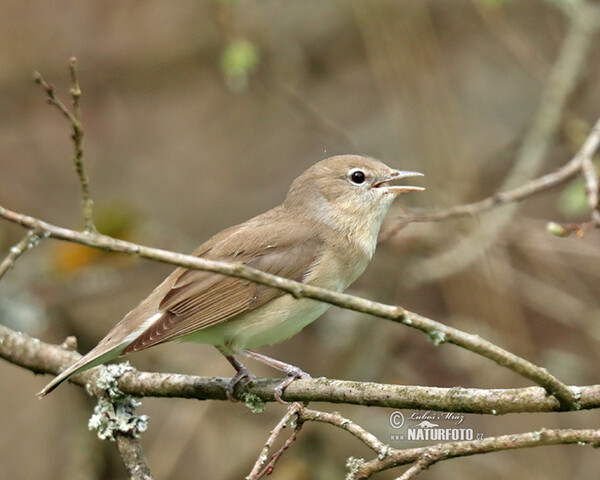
[284,155,424,254]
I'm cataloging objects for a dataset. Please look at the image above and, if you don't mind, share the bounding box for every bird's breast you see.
[182,295,332,351]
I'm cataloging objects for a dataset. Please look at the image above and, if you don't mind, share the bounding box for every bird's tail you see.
[37,345,124,398]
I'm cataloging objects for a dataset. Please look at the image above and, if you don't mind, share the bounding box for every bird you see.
[38,154,424,400]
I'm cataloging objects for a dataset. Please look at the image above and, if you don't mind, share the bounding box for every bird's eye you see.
[349,169,366,185]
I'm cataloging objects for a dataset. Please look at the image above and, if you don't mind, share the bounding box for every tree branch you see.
[0,204,578,408]
[350,428,600,479]
[3,323,597,413]
[382,116,600,234]
[300,408,389,454]
[246,402,600,479]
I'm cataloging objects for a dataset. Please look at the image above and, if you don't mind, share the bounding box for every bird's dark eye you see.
[349,169,366,185]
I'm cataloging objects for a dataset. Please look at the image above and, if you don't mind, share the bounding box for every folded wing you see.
[122,234,323,354]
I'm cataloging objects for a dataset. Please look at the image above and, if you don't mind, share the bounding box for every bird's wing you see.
[122,226,324,354]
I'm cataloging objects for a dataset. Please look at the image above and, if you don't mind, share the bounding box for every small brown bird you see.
[39,155,423,399]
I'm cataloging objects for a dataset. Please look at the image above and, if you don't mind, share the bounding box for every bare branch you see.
[33,59,95,232]
[256,402,600,479]
[3,323,597,413]
[33,71,78,123]
[0,205,577,408]
[396,456,431,480]
[69,57,83,122]
[350,428,600,479]
[383,116,600,233]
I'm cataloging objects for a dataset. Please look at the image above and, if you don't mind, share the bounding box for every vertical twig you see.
[581,156,600,223]
[68,57,95,232]
[33,58,96,232]
[115,433,154,480]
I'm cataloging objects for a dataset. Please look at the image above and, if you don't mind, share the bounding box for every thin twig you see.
[581,155,600,223]
[0,205,577,408]
[246,403,301,479]
[33,71,77,122]
[247,402,304,479]
[396,455,432,480]
[69,57,83,122]
[68,58,94,231]
[34,59,95,232]
[299,408,389,455]
[383,117,600,234]
[256,422,303,478]
[0,230,45,281]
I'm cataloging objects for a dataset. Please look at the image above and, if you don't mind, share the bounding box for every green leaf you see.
[220,39,260,92]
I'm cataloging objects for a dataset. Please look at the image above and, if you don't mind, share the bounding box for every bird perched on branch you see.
[39,155,424,401]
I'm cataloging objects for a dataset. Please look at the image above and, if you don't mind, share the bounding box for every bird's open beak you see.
[374,170,425,194]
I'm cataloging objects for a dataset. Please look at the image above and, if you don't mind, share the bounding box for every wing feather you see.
[123,231,323,354]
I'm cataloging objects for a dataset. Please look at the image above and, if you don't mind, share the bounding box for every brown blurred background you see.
[1,1,600,479]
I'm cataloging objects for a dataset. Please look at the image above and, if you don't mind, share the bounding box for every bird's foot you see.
[216,347,256,402]
[239,349,312,404]
[273,366,311,404]
[226,367,256,402]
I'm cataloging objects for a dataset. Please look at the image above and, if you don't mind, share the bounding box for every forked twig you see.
[246,402,304,479]
[33,58,95,232]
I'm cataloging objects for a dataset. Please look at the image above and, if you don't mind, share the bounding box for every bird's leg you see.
[216,346,255,402]
[241,349,311,404]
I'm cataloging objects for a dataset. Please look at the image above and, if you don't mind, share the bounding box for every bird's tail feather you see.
[37,346,124,398]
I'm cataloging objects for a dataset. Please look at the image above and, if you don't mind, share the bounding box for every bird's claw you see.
[226,369,256,402]
[273,367,311,404]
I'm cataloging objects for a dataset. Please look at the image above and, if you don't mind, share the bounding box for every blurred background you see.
[1,0,600,478]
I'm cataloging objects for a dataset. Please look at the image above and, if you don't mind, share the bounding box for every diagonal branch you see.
[0,204,577,408]
[0,230,47,281]
[382,116,600,234]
